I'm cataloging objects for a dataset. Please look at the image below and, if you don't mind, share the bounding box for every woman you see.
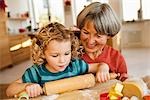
[76,2,128,82]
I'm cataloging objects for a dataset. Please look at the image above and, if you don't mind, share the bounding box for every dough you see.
[143,75,150,89]
[143,75,150,83]
[56,79,121,100]
[147,81,150,89]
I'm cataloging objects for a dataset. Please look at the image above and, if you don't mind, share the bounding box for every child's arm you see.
[88,62,110,83]
[6,79,43,97]
[6,79,29,97]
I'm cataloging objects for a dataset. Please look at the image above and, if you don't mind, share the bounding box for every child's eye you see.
[51,55,58,57]
[65,51,71,55]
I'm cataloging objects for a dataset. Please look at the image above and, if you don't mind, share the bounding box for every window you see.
[28,0,50,29]
[122,0,150,21]
[28,0,64,30]
[142,0,150,19]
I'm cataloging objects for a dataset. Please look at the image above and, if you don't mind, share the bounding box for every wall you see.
[6,0,28,14]
[6,0,29,34]
[64,5,73,27]
[121,20,150,48]
[48,0,65,24]
[109,0,123,20]
[71,0,87,25]
[109,0,150,48]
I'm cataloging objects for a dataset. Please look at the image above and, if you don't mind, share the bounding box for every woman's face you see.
[80,20,109,53]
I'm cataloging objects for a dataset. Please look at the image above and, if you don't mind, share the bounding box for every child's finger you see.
[31,85,37,97]
[26,86,32,97]
[33,84,42,97]
[36,85,43,96]
[40,87,43,94]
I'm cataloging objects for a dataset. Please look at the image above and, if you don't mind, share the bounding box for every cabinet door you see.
[0,22,7,37]
[0,37,12,69]
[9,34,31,64]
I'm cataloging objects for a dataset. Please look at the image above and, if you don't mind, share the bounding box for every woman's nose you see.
[88,35,95,44]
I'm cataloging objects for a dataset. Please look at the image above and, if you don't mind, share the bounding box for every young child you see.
[6,22,106,98]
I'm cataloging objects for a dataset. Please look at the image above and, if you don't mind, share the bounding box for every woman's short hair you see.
[77,2,121,37]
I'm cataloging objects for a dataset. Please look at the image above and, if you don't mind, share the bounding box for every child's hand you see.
[96,62,110,83]
[25,83,43,97]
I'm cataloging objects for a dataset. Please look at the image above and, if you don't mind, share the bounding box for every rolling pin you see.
[43,74,95,95]
[43,73,118,95]
[16,73,118,98]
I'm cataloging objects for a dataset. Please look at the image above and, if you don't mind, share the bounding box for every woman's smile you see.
[86,43,96,49]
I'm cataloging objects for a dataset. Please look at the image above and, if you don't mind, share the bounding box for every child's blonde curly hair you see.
[31,22,80,65]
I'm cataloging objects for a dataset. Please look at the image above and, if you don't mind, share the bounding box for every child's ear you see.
[28,34,36,39]
[74,31,81,39]
[42,51,46,59]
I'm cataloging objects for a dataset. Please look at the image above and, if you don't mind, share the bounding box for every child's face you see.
[44,40,71,73]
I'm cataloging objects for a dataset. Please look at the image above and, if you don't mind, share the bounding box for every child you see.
[6,22,107,98]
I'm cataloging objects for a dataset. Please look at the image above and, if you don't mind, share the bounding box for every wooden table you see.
[0,80,121,100]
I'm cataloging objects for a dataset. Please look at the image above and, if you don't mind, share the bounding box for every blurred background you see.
[0,0,150,98]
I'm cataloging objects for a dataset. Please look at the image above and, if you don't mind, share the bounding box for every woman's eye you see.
[83,31,89,34]
[97,34,102,38]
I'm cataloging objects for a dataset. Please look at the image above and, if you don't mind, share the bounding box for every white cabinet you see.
[7,17,29,34]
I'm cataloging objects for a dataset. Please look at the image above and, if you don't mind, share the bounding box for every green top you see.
[22,59,88,86]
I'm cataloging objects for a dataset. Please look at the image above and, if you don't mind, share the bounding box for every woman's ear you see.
[107,36,111,39]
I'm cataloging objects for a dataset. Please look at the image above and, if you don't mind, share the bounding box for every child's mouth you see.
[58,66,65,68]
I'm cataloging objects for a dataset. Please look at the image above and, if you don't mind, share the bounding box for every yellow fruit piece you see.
[114,83,123,93]
[109,95,118,100]
[109,90,123,97]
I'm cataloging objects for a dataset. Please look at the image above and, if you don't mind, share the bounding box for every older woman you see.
[76,2,128,82]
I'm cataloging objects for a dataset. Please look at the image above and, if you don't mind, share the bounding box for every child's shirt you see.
[22,59,88,86]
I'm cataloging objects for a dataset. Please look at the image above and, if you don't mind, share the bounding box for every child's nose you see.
[59,56,65,63]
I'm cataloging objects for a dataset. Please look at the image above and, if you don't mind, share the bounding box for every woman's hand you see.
[119,73,128,81]
[96,62,110,83]
[25,83,43,97]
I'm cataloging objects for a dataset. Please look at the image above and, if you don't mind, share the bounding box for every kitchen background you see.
[0,0,150,98]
